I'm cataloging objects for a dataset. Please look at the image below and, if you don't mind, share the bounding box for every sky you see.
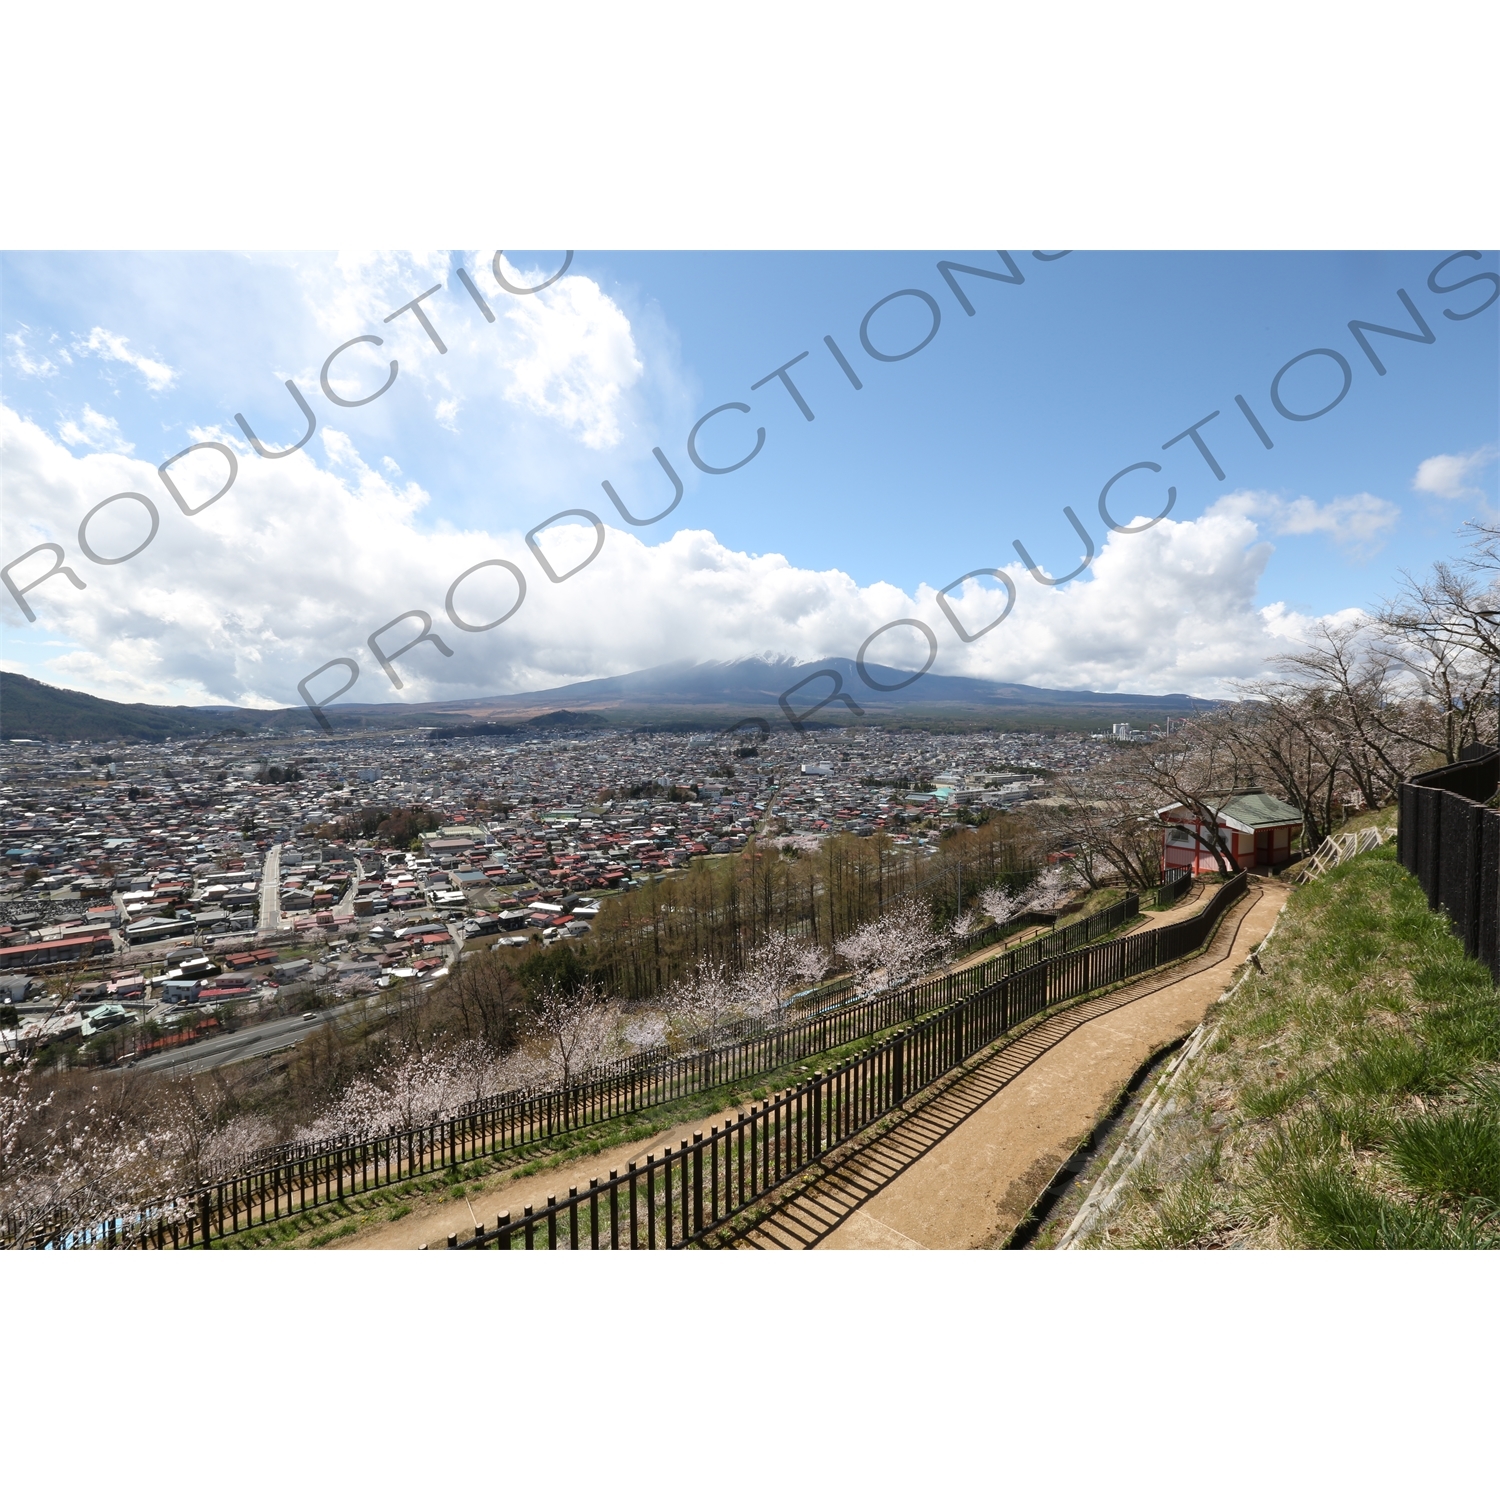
[2,249,1497,714]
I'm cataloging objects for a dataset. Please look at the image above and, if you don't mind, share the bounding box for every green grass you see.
[1387,1103,1500,1203]
[307,1221,361,1247]
[1089,843,1500,1250]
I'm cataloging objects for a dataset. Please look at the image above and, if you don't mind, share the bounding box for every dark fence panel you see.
[452,873,1249,1251]
[1397,752,1500,979]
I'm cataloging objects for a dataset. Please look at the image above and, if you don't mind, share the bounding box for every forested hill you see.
[0,672,267,741]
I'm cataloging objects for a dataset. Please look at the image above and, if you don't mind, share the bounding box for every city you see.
[0,718,1137,1069]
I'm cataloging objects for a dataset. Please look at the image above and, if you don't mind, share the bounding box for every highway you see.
[126,994,375,1077]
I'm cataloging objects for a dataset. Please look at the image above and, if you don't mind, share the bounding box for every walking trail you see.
[732,877,1281,1251]
[332,878,1263,1252]
[339,1099,747,1250]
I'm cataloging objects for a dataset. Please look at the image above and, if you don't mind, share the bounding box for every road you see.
[334,858,361,916]
[126,994,375,1077]
[258,842,282,931]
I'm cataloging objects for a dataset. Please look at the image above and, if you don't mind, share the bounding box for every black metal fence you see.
[1151,869,1193,910]
[1397,751,1500,978]
[451,872,1249,1250]
[8,888,1158,1249]
[181,889,1145,1179]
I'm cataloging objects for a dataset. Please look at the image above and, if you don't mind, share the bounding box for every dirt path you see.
[335,879,1252,1252]
[1130,881,1212,931]
[337,1100,750,1250]
[945,923,1046,975]
[732,878,1284,1251]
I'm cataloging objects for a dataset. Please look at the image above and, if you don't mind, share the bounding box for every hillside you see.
[0,673,447,742]
[1062,839,1500,1249]
[0,672,261,742]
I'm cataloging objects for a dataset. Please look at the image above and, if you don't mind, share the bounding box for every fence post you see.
[663,1149,675,1248]
[811,1073,823,1158]
[646,1158,657,1249]
[692,1135,704,1237]
[892,1033,905,1107]
[198,1191,211,1249]
[1481,811,1500,981]
[630,1163,641,1251]
[497,1211,511,1249]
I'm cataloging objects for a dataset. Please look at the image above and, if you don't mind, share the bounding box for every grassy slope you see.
[1086,843,1500,1249]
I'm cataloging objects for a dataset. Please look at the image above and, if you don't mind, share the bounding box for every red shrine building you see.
[1158,790,1304,876]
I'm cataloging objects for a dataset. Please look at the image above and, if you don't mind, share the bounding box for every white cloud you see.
[73,327,176,391]
[1413,445,1499,502]
[1208,488,1399,562]
[292,252,645,450]
[1,402,1362,711]
[497,270,643,449]
[6,328,63,378]
[56,405,133,454]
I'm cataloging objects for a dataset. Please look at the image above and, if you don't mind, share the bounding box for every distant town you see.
[0,719,1147,1064]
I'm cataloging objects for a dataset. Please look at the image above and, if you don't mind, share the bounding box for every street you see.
[125,994,375,1077]
[258,841,281,931]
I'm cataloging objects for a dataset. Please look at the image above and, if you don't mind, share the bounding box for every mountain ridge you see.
[1,661,1212,742]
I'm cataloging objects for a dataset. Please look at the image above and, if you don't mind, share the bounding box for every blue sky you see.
[2,249,1496,708]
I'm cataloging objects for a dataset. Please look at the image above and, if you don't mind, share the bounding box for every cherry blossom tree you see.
[530,979,619,1088]
[835,896,943,993]
[664,958,741,1048]
[1029,863,1077,912]
[979,882,1027,928]
[736,930,828,1020]
[1,1063,178,1249]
